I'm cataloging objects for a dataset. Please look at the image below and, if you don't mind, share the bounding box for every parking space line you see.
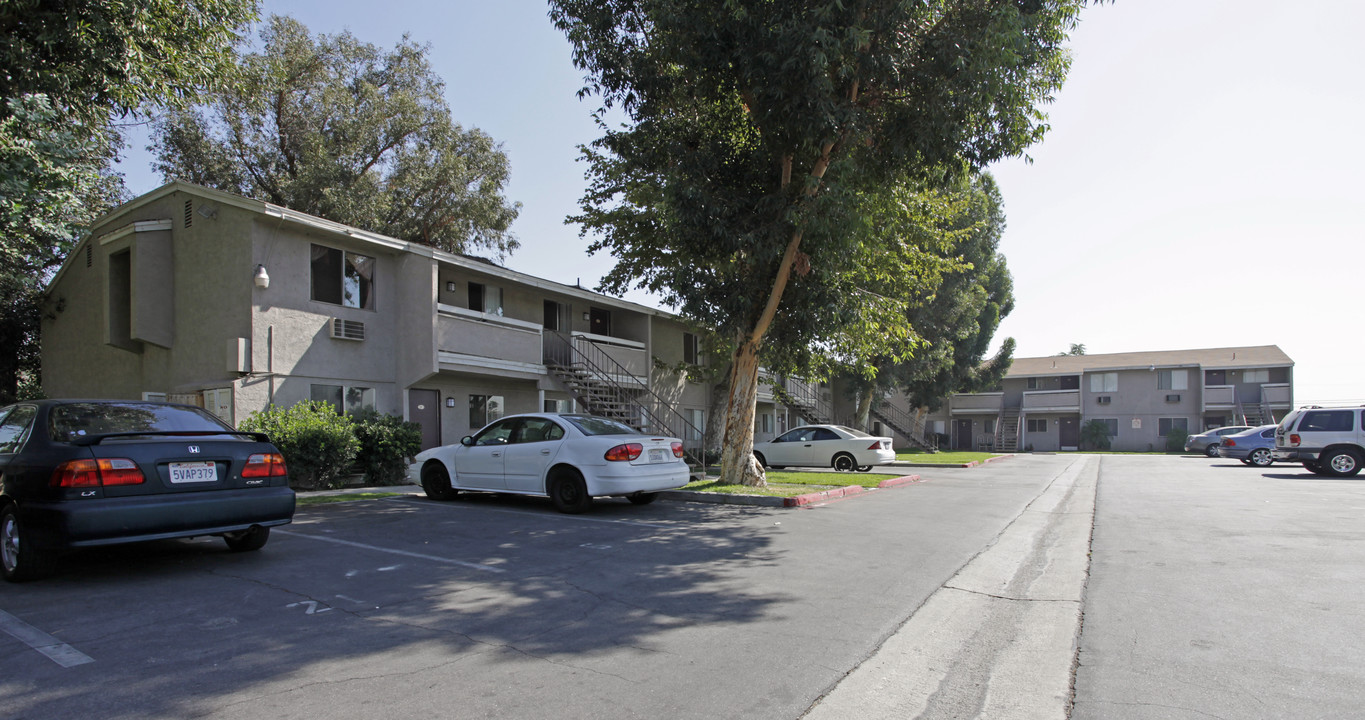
[0,609,95,668]
[274,529,506,573]
[388,496,677,530]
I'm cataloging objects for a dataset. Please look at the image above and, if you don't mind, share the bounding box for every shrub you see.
[240,401,359,489]
[351,409,422,486]
[1165,426,1189,453]
[1079,420,1112,451]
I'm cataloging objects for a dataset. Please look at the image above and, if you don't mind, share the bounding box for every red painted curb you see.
[981,454,1016,464]
[784,485,867,507]
[876,474,923,489]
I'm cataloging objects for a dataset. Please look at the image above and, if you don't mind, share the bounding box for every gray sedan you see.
[1185,425,1253,457]
[1217,425,1278,467]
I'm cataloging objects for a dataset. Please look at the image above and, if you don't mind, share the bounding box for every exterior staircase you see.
[774,378,833,426]
[869,401,936,451]
[997,407,1021,452]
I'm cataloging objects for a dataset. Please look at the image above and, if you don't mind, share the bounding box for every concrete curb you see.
[895,453,1016,469]
[661,474,924,508]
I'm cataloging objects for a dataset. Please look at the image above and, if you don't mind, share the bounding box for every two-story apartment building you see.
[40,183,712,455]
[931,346,1294,452]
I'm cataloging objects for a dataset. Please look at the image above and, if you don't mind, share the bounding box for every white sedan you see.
[410,413,689,513]
[752,425,896,472]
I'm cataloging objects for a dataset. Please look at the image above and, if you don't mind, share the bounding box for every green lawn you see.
[296,492,406,506]
[894,450,998,464]
[682,470,880,498]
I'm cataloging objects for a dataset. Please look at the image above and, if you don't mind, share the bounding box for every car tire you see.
[832,453,856,472]
[421,462,459,501]
[1205,444,1221,458]
[1,505,54,583]
[1248,448,1273,468]
[753,452,767,469]
[856,465,873,472]
[1321,448,1362,477]
[223,525,270,552]
[549,470,593,514]
[626,492,658,505]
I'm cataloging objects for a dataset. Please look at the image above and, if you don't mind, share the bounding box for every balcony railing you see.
[951,392,1004,413]
[1021,389,1080,411]
[1204,384,1235,408]
[436,304,542,366]
[1262,383,1291,405]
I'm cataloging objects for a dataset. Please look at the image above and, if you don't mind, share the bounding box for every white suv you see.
[1272,406,1364,477]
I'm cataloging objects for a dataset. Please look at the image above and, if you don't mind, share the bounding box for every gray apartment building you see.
[40,183,713,454]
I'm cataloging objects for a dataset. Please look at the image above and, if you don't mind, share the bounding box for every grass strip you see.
[682,470,872,498]
[297,492,405,506]
[895,450,998,464]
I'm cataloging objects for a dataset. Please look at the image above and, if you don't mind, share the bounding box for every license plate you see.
[648,448,667,463]
[169,461,217,484]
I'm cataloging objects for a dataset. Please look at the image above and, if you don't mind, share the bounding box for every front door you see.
[1059,416,1080,450]
[954,419,973,450]
[590,307,612,336]
[408,388,441,450]
[1206,370,1226,386]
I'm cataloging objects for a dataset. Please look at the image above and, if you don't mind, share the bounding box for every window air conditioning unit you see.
[1096,396,1111,405]
[1165,393,1181,402]
[331,318,366,341]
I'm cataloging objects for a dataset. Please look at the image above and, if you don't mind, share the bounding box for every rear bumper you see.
[21,487,296,550]
[1272,448,1317,462]
[584,463,690,496]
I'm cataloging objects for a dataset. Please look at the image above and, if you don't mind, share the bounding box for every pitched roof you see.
[1007,345,1293,377]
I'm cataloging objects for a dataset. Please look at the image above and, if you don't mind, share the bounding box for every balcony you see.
[436,303,544,378]
[1262,383,1291,406]
[1204,385,1235,410]
[543,331,649,383]
[951,392,1003,414]
[1021,389,1080,412]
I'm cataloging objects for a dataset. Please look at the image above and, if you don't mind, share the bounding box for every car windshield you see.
[49,402,235,443]
[563,415,640,437]
[835,426,870,438]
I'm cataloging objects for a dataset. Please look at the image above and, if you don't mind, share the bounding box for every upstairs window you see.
[683,333,701,365]
[1157,369,1188,390]
[311,245,375,310]
[1243,369,1270,383]
[1089,372,1118,393]
[469,282,503,316]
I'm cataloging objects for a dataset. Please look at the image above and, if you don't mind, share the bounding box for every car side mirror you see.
[460,436,474,447]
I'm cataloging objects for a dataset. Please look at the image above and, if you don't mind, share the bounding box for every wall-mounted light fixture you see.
[254,264,270,289]
[446,281,456,292]
[445,397,456,408]
[582,312,590,321]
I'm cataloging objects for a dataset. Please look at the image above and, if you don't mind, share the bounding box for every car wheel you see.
[421,462,458,501]
[627,492,658,505]
[1321,449,1362,477]
[1205,444,1221,458]
[832,453,856,472]
[1,505,53,583]
[549,470,593,514]
[856,465,873,472]
[1249,448,1273,468]
[223,525,270,552]
[753,452,767,469]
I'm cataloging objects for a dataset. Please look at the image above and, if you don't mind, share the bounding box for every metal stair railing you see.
[774,376,833,425]
[869,400,935,450]
[543,332,707,468]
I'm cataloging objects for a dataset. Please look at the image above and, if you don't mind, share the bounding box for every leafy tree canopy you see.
[151,15,522,258]
[552,0,1094,485]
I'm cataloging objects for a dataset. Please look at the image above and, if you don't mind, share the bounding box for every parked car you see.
[0,399,296,582]
[1273,405,1364,477]
[1184,425,1254,457]
[1217,425,1278,467]
[411,413,689,513]
[752,425,896,472]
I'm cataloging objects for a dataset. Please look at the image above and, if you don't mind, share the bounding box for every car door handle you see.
[540,449,552,455]
[803,444,812,447]
[491,452,501,457]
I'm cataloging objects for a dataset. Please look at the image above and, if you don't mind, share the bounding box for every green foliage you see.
[151,15,521,258]
[1080,420,1112,451]
[350,409,423,486]
[1166,426,1190,453]
[239,401,359,490]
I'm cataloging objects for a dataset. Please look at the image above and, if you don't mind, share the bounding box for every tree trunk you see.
[854,387,874,431]
[719,337,766,487]
[703,363,731,467]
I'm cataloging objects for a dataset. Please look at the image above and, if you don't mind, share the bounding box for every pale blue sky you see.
[116,0,1365,406]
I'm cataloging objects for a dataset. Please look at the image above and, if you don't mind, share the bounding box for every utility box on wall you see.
[227,337,250,374]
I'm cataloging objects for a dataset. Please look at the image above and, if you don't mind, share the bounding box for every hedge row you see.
[239,401,421,490]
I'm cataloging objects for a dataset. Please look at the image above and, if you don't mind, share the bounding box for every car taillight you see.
[242,452,288,478]
[671,442,684,458]
[868,441,883,450]
[50,458,146,487]
[1224,439,1236,447]
[604,443,644,462]
[1289,434,1301,446]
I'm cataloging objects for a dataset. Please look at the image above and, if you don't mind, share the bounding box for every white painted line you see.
[0,609,95,668]
[390,496,675,529]
[274,529,506,573]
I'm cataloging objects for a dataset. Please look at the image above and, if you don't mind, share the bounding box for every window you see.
[0,405,37,453]
[311,245,375,310]
[311,384,375,415]
[683,333,701,365]
[984,419,997,436]
[685,408,705,441]
[515,417,564,443]
[1026,377,1038,390]
[1157,369,1188,390]
[1089,373,1117,393]
[469,394,504,429]
[1096,418,1119,437]
[1027,418,1047,433]
[472,417,517,445]
[468,282,502,315]
[1158,417,1189,437]
[544,398,569,413]
[543,300,568,331]
[1243,369,1270,383]
[755,413,773,434]
[1298,410,1354,432]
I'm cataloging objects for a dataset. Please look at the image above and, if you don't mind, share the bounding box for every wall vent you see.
[1096,396,1111,405]
[330,318,366,341]
[184,199,193,228]
[85,243,92,268]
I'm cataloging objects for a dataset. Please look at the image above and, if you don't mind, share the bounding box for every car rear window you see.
[563,415,640,437]
[49,402,234,443]
[1298,410,1355,433]
[835,426,871,438]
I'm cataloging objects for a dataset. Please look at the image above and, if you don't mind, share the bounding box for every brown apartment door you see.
[590,307,612,336]
[954,419,973,450]
[1059,416,1080,449]
[409,389,441,451]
